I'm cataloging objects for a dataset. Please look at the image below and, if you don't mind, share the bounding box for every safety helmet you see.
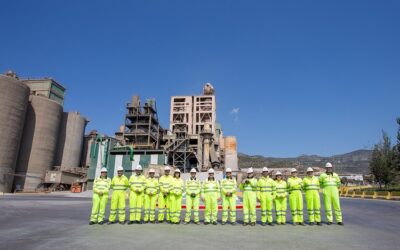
[190,168,197,173]
[174,169,181,173]
[164,166,171,171]
[276,171,282,176]
[306,167,314,172]
[325,162,333,168]
[225,168,232,173]
[149,168,155,173]
[136,165,143,171]
[262,167,269,172]
[100,167,107,173]
[247,168,254,174]
[291,168,297,173]
[116,166,124,171]
[208,168,215,174]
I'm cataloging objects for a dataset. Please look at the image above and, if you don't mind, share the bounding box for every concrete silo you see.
[14,95,63,191]
[0,73,30,192]
[55,112,88,168]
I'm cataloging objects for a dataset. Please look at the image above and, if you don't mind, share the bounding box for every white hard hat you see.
[190,168,197,173]
[225,168,232,173]
[247,168,254,174]
[149,168,155,173]
[100,167,107,173]
[276,171,282,176]
[116,166,124,171]
[164,166,171,171]
[291,168,297,173]
[325,162,333,168]
[174,169,181,173]
[262,167,269,172]
[208,168,215,174]
[307,167,314,172]
[136,165,143,171]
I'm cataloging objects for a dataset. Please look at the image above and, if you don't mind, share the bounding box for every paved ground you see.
[0,195,399,250]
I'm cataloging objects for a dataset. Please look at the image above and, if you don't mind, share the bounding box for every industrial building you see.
[0,71,88,193]
[0,70,238,192]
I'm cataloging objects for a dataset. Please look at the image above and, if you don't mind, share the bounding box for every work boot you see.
[212,221,217,225]
[89,221,96,225]
[144,221,149,224]
[338,222,344,226]
[204,222,209,225]
[316,222,322,226]
[261,222,266,226]
[195,222,200,225]
[119,221,126,225]
[151,221,156,224]
[243,222,248,226]
[251,222,256,226]
[137,221,143,224]
[299,222,305,226]
[309,222,314,226]
[327,222,332,225]
[98,221,104,225]
[157,220,163,224]
[231,222,237,225]
[221,222,226,225]
[108,221,115,225]
[128,221,134,225]
[268,222,274,226]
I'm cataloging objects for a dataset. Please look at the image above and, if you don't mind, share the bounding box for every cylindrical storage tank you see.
[224,136,238,172]
[0,74,30,192]
[55,112,88,168]
[14,95,63,191]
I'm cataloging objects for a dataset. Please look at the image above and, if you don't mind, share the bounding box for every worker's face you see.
[136,170,142,176]
[190,172,196,178]
[149,172,155,178]
[101,172,107,178]
[174,172,180,178]
[208,173,214,180]
[307,171,313,176]
[291,172,297,177]
[226,172,232,178]
[262,171,269,177]
[117,171,123,177]
[326,168,333,173]
[247,173,253,178]
[276,175,282,180]
[165,170,170,176]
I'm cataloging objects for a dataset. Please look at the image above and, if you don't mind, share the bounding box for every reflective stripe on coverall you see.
[303,176,321,223]
[274,180,288,224]
[240,178,257,223]
[185,178,201,223]
[90,177,111,223]
[202,180,220,223]
[144,177,159,222]
[109,175,129,222]
[319,172,342,223]
[129,174,146,222]
[288,176,304,223]
[158,175,173,222]
[257,176,276,223]
[220,178,237,223]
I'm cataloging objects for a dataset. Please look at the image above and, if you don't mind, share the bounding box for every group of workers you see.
[89,162,343,226]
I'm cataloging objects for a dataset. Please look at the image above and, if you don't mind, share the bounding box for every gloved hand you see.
[191,193,196,198]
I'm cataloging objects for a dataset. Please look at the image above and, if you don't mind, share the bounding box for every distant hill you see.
[238,149,372,174]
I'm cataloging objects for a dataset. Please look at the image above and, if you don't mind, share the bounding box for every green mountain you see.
[238,149,372,174]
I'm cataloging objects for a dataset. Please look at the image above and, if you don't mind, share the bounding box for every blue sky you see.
[1,0,399,157]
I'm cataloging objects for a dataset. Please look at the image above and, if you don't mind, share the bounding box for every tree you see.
[395,118,400,171]
[369,131,395,189]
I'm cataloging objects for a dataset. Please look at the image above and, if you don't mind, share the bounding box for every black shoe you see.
[221,222,226,225]
[128,221,134,225]
[204,222,209,225]
[282,222,286,225]
[231,222,237,225]
[137,221,143,224]
[98,221,104,225]
[151,221,155,224]
[144,221,149,224]
[108,221,115,225]
[309,222,314,226]
[212,221,217,225]
[317,222,322,226]
[268,222,274,226]
[338,222,344,226]
[327,222,332,225]
[251,222,256,226]
[299,222,305,226]
[157,220,163,224]
[243,222,248,226]
[261,222,266,226]
[89,221,96,225]
[119,221,126,225]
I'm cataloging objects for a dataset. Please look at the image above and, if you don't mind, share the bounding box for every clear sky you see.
[1,0,399,157]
